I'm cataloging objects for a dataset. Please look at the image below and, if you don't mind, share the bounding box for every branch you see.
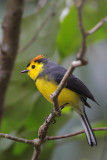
[86,16,107,35]
[0,0,25,126]
[32,139,42,160]
[74,0,87,61]
[31,108,61,159]
[47,127,107,140]
[31,1,107,159]
[74,1,107,60]
[0,127,107,144]
[18,2,56,54]
[0,133,33,144]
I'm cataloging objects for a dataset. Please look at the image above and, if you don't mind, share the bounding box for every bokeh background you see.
[0,0,107,159]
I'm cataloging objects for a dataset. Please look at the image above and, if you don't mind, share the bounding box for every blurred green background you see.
[0,0,107,159]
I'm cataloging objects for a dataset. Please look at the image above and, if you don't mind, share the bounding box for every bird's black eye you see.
[32,65,35,69]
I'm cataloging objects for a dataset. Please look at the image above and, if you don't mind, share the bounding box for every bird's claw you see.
[52,118,56,124]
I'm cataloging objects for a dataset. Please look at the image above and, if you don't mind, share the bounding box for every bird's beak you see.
[20,69,29,73]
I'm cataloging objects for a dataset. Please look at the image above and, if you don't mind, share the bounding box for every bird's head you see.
[21,55,46,81]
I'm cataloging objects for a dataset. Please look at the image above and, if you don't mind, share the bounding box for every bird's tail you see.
[80,109,97,146]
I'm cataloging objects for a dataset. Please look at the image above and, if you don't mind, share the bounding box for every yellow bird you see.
[21,55,99,146]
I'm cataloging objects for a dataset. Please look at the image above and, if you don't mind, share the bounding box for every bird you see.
[21,54,99,146]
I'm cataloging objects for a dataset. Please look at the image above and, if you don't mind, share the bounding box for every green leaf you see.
[57,5,80,57]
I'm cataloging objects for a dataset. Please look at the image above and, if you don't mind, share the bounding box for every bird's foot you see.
[52,118,56,124]
[60,106,64,110]
[60,103,68,110]
[44,113,56,124]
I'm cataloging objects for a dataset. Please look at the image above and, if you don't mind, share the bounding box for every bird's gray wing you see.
[48,67,98,104]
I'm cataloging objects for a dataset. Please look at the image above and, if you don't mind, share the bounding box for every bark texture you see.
[0,0,24,125]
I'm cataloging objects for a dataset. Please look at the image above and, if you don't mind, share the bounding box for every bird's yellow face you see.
[21,55,45,81]
[27,61,44,81]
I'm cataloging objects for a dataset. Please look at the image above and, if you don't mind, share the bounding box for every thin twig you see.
[0,127,107,144]
[74,0,85,35]
[86,16,107,35]
[74,0,87,61]
[18,2,56,54]
[47,127,107,140]
[0,133,34,144]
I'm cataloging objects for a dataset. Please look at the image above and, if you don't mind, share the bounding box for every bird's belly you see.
[36,78,81,107]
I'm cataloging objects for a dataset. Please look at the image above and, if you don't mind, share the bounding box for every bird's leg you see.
[60,106,64,110]
[60,103,69,110]
[52,119,56,124]
[44,109,57,124]
[50,103,69,124]
[44,115,55,124]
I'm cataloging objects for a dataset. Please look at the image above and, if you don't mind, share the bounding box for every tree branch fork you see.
[0,127,107,145]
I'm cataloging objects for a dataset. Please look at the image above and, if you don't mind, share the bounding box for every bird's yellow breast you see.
[35,77,81,107]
